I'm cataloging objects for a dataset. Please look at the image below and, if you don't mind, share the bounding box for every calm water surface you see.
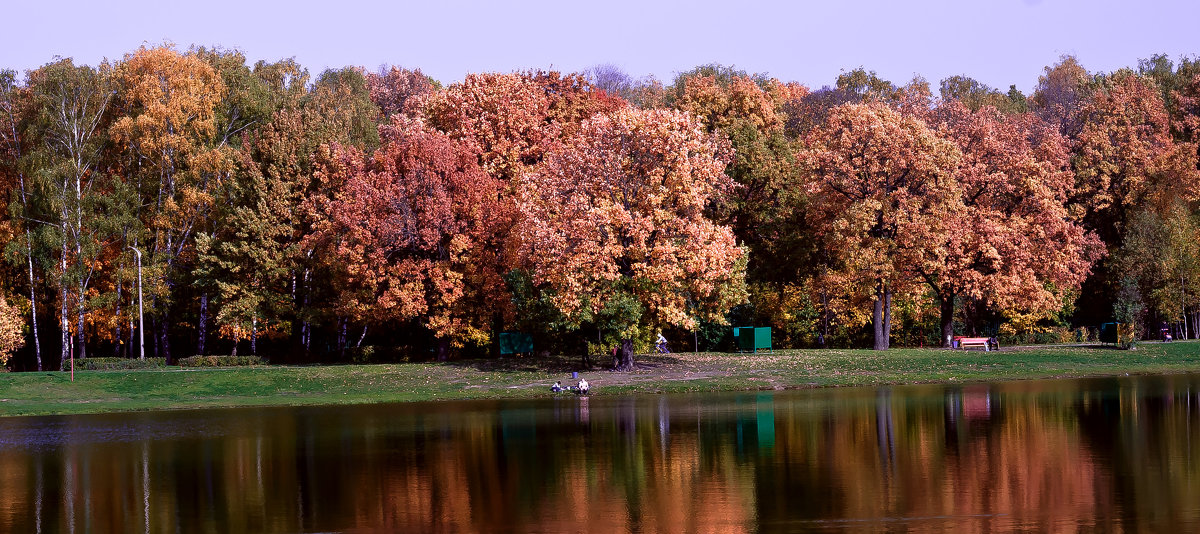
[2,374,1200,533]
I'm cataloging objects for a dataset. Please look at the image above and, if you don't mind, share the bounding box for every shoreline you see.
[1,342,1198,417]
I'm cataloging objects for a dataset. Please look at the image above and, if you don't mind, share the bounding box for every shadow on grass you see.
[1005,343,1126,351]
[440,353,684,373]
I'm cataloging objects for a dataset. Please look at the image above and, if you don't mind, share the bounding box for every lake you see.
[1,374,1199,532]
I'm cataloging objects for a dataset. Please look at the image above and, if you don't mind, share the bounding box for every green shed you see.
[1099,323,1119,344]
[498,332,533,355]
[734,327,772,353]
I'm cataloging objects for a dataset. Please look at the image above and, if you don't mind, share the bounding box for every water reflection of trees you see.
[0,377,1198,532]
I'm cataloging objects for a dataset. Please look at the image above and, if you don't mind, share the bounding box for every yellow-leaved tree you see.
[0,295,24,367]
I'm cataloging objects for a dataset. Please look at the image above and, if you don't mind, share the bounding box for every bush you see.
[348,345,379,363]
[0,295,24,367]
[75,357,167,370]
[177,355,265,368]
[997,326,1076,347]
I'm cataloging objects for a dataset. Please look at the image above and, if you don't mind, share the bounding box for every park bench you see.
[955,337,995,352]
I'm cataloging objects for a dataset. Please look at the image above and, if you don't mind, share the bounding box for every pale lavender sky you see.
[3,0,1198,92]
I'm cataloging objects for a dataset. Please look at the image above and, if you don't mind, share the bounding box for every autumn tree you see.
[185,49,302,356]
[584,64,637,101]
[1137,54,1200,130]
[800,102,961,350]
[289,67,383,354]
[0,295,23,367]
[1054,66,1200,328]
[516,108,746,370]
[1030,55,1092,138]
[311,117,505,359]
[1172,73,1200,168]
[939,75,1026,114]
[366,66,437,120]
[1072,72,1183,233]
[836,68,899,101]
[783,86,863,137]
[1117,205,1200,338]
[668,66,816,342]
[20,59,115,365]
[921,101,1103,344]
[195,147,294,355]
[530,70,627,137]
[1,68,44,368]
[417,72,554,183]
[226,65,386,357]
[110,45,226,361]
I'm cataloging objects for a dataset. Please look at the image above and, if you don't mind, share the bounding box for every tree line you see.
[1,46,1199,370]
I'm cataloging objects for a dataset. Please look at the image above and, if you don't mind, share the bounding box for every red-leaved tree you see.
[922,101,1104,344]
[312,117,506,359]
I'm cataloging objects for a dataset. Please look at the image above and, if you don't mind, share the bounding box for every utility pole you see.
[129,246,145,360]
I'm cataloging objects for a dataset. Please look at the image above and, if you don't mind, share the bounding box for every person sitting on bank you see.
[551,381,562,393]
[577,378,589,395]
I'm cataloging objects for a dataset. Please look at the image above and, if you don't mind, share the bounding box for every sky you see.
[3,0,1199,93]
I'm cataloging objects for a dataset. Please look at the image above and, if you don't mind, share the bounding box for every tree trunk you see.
[76,308,86,360]
[615,338,636,371]
[74,223,87,362]
[302,268,311,354]
[1181,276,1189,340]
[819,288,830,348]
[940,293,955,347]
[1185,307,1195,340]
[60,235,69,370]
[198,293,208,356]
[159,309,172,363]
[436,338,450,362]
[114,278,123,358]
[9,113,40,369]
[27,242,41,370]
[336,317,347,359]
[251,316,258,355]
[872,283,891,351]
[884,288,893,345]
[356,325,367,348]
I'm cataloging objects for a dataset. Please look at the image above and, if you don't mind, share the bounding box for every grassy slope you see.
[1,341,1198,417]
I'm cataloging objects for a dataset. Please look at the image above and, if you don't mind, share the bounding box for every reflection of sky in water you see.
[0,415,222,450]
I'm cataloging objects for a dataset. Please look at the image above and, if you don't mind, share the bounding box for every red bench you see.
[954,336,995,351]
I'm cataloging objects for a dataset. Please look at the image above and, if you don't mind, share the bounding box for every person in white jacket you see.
[577,378,589,394]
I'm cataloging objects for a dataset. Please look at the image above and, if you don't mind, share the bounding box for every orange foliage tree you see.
[516,108,746,370]
[110,45,226,360]
[800,102,961,350]
[1072,71,1187,241]
[417,72,555,183]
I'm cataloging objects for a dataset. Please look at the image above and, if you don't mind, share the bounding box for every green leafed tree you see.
[22,58,115,365]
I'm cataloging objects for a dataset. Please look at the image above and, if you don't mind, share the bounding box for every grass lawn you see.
[1,341,1198,417]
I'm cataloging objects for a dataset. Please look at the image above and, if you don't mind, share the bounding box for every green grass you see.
[1,341,1198,417]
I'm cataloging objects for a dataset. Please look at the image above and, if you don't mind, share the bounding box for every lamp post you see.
[128,246,145,360]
